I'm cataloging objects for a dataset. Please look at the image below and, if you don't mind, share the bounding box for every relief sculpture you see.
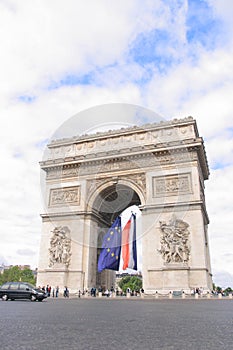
[49,187,80,206]
[49,226,72,267]
[158,216,190,264]
[153,174,191,197]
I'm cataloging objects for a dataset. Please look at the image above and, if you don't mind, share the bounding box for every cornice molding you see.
[41,141,203,168]
[48,116,195,147]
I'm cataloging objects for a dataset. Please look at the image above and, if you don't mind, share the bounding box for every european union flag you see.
[98,216,122,272]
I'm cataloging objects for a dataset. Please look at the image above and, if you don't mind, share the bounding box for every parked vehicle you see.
[0,282,47,301]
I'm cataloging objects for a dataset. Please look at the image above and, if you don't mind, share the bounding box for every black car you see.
[0,282,47,302]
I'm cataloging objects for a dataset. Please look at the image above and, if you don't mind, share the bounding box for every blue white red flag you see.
[97,216,122,272]
[121,213,137,271]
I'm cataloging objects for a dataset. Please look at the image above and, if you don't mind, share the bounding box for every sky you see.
[0,0,233,288]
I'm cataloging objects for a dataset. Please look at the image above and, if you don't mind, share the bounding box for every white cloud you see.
[0,0,170,100]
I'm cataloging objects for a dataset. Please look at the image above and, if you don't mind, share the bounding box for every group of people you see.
[39,285,69,298]
[191,287,204,295]
[38,286,144,298]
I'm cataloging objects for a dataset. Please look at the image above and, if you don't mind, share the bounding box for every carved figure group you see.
[49,226,72,267]
[158,216,190,264]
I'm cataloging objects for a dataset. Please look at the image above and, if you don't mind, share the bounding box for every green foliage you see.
[6,266,21,281]
[213,282,233,295]
[118,275,142,293]
[20,268,36,285]
[0,266,36,285]
[216,285,222,293]
[224,287,233,295]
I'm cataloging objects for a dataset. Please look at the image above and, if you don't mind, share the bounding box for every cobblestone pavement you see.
[0,297,232,350]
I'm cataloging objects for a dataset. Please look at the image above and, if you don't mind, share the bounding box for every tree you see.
[212,283,233,295]
[118,275,142,293]
[223,287,233,295]
[3,266,21,282]
[216,286,222,293]
[20,268,36,285]
[0,266,36,285]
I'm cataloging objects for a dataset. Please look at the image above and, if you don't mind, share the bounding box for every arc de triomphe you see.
[37,116,213,294]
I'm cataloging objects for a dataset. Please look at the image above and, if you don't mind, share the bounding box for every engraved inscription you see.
[49,186,80,206]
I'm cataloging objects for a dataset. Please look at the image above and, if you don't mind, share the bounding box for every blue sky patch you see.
[211,162,230,170]
[186,0,223,49]
[18,95,36,103]
[49,72,94,90]
[129,0,224,74]
[60,73,92,86]
[48,62,127,89]
[225,127,233,137]
[129,29,178,73]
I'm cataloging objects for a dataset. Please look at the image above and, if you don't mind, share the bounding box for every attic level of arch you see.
[43,117,204,159]
[48,116,197,147]
[41,143,208,181]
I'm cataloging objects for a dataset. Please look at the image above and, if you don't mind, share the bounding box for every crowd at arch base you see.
[37,284,145,298]
[82,286,145,297]
[36,284,233,299]
[37,285,70,298]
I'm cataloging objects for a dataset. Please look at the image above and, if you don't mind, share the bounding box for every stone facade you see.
[37,117,213,293]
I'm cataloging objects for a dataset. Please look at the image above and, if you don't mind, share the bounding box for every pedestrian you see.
[64,286,69,298]
[46,285,51,297]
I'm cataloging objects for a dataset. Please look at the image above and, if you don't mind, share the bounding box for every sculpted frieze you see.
[49,186,80,206]
[62,165,80,177]
[44,149,198,180]
[46,165,80,179]
[98,158,139,173]
[153,173,192,197]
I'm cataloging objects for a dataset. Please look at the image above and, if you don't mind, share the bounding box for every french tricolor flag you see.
[121,213,137,271]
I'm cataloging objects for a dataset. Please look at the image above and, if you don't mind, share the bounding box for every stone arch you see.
[37,117,213,294]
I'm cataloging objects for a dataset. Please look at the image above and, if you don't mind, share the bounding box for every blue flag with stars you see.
[98,216,122,272]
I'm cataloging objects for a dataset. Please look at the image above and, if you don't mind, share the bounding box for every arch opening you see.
[93,183,141,225]
[92,184,141,291]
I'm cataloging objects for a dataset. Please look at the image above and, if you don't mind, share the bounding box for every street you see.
[0,297,232,350]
